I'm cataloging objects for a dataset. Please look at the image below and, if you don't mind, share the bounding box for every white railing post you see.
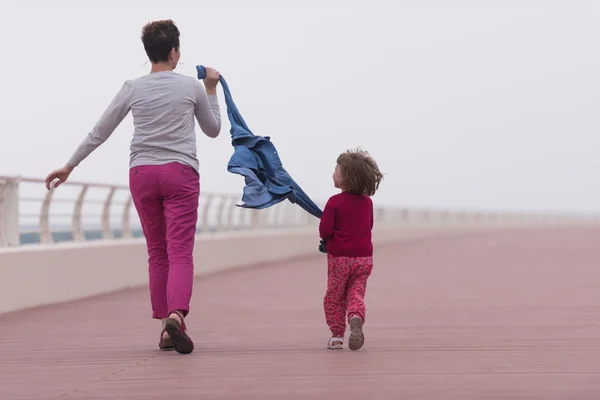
[216,195,227,232]
[0,178,20,247]
[226,195,236,231]
[250,209,261,229]
[40,187,55,244]
[72,185,89,242]
[122,195,133,238]
[201,194,213,233]
[101,187,117,239]
[216,194,228,232]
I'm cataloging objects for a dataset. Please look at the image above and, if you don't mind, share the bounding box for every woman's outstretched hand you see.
[203,67,220,94]
[45,164,74,190]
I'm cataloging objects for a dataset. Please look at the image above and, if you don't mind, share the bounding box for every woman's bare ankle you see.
[168,311,183,324]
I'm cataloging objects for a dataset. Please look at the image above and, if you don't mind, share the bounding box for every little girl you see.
[319,148,383,351]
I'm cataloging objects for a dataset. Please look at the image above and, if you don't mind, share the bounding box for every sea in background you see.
[19,225,235,245]
[19,229,145,245]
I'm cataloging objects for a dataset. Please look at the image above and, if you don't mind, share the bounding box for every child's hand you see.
[318,240,327,253]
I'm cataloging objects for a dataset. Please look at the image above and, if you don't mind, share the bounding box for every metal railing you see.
[0,175,328,247]
[1,174,598,248]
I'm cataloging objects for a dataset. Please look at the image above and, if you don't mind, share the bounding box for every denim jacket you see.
[196,65,323,220]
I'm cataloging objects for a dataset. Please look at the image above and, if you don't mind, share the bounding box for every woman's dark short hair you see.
[337,148,383,196]
[141,20,180,63]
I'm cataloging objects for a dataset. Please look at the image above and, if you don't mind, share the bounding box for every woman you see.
[45,19,222,355]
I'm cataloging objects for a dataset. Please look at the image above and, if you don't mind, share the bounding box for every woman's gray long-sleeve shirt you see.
[67,71,221,172]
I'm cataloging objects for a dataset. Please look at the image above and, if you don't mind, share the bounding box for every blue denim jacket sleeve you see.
[196,65,323,220]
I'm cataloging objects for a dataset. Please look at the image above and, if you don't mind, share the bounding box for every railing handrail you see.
[0,174,332,247]
[0,175,128,190]
[0,175,244,198]
[2,174,599,248]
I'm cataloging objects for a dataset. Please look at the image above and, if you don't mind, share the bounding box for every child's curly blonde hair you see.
[336,148,383,196]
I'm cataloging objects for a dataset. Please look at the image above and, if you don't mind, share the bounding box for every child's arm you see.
[370,198,374,229]
[319,198,336,242]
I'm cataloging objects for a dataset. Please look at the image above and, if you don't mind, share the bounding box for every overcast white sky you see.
[1,0,599,214]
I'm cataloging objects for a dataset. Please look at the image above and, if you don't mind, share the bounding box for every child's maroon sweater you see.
[319,191,373,257]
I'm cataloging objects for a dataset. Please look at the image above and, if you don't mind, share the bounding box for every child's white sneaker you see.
[348,316,365,351]
[327,337,344,350]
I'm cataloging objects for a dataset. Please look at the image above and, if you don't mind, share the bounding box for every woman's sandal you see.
[159,328,174,351]
[164,310,194,354]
